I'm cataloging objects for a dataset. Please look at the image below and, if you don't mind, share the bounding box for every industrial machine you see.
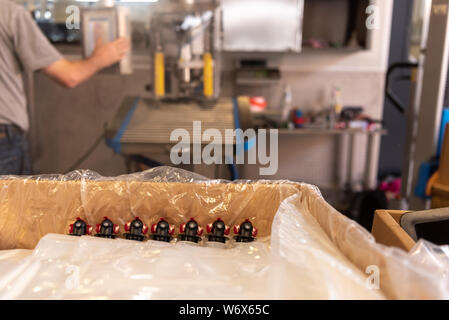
[148,0,221,100]
[102,0,252,179]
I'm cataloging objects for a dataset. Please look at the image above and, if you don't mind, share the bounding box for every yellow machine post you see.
[203,53,214,98]
[154,52,165,97]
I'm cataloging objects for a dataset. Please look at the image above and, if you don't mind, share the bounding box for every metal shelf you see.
[276,128,387,136]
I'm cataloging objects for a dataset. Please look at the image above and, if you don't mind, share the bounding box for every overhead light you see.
[120,0,159,2]
[76,0,159,2]
[43,10,52,19]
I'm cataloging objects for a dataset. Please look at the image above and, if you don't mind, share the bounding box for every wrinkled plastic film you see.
[0,222,382,299]
[0,167,447,299]
[0,167,299,249]
[286,188,449,299]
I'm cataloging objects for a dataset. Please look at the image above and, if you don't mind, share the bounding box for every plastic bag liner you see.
[0,167,446,299]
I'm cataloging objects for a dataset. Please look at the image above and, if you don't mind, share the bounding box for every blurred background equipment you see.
[17,0,400,218]
[98,0,252,180]
[148,0,221,100]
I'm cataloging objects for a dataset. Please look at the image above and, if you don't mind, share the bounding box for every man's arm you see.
[43,37,130,88]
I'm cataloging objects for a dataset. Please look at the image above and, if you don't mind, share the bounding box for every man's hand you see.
[89,37,131,70]
[43,37,131,89]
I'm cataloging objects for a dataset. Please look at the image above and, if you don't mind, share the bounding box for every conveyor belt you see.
[107,97,239,146]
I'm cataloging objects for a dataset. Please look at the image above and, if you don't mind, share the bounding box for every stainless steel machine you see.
[148,0,221,101]
[102,0,251,178]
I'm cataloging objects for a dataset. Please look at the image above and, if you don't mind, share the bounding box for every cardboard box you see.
[431,181,449,208]
[0,177,441,298]
[371,210,416,251]
[0,179,299,250]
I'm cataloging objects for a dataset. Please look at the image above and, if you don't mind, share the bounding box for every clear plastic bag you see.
[0,167,446,299]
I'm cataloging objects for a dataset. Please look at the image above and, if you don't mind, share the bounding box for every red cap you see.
[151,223,157,234]
[206,223,213,234]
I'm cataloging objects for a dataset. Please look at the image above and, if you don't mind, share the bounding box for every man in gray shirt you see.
[0,0,130,174]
